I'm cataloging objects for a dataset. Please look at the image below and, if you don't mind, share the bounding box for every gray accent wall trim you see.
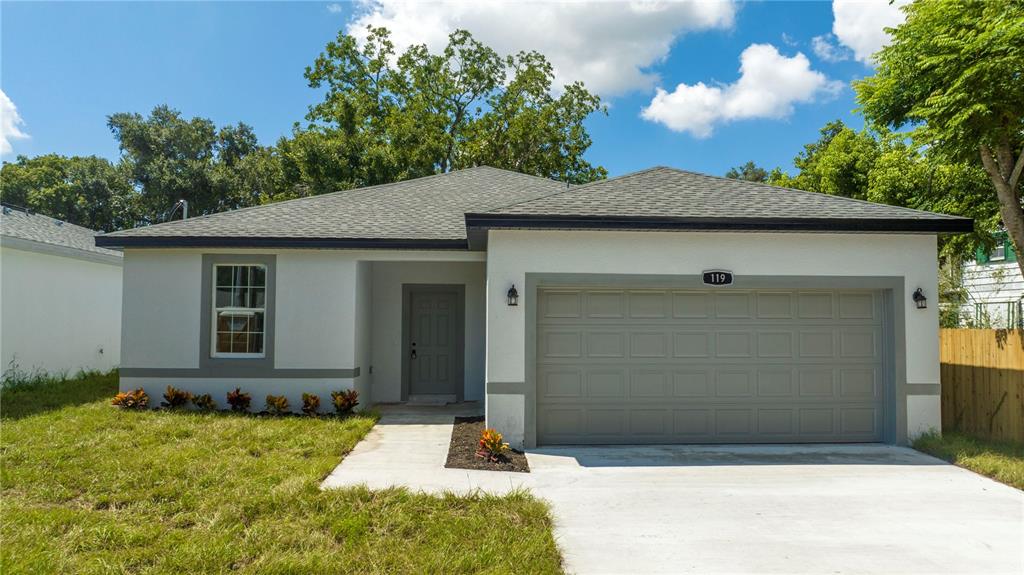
[200,254,277,373]
[521,273,910,448]
[120,367,360,379]
[487,381,526,394]
[401,284,466,402]
[906,383,941,395]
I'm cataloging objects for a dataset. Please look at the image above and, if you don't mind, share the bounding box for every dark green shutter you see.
[976,244,989,264]
[1006,237,1017,263]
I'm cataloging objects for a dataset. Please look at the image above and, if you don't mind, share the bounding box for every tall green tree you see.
[302,27,606,189]
[855,0,1024,276]
[0,154,137,231]
[725,161,770,183]
[108,105,268,223]
[769,119,997,259]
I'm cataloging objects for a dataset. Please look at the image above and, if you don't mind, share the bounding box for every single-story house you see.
[96,166,972,448]
[2,205,123,380]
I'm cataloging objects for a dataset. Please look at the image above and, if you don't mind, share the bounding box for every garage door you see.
[536,287,886,444]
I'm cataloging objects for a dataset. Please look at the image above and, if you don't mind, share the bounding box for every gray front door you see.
[536,287,887,445]
[409,289,460,396]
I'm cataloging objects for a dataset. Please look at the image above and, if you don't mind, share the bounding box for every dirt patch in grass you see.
[445,416,530,473]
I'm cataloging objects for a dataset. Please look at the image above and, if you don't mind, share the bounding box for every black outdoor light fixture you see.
[507,284,520,307]
[912,288,927,310]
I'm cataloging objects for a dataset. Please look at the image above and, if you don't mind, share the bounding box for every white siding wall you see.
[1,246,122,378]
[961,260,1023,328]
[485,230,941,448]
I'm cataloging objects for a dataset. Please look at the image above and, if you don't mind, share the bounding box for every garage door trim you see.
[522,273,906,448]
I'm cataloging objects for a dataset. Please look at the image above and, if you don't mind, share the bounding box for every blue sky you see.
[0,1,907,177]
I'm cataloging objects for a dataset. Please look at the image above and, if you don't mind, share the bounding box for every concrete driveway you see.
[527,444,1024,574]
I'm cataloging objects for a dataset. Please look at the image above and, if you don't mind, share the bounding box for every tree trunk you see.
[979,144,1024,278]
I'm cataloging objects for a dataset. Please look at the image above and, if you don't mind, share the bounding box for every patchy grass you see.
[914,431,1024,490]
[0,373,563,574]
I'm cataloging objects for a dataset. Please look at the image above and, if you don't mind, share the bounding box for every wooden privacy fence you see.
[940,329,1024,442]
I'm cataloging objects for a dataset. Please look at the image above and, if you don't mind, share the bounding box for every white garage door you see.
[536,287,886,444]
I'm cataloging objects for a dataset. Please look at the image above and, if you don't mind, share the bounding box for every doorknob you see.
[410,342,417,359]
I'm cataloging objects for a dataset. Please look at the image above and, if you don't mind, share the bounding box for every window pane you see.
[250,266,266,287]
[216,266,232,288]
[250,288,266,308]
[252,312,264,332]
[233,266,249,287]
[231,287,246,307]
[216,332,232,353]
[215,288,233,307]
[247,334,264,354]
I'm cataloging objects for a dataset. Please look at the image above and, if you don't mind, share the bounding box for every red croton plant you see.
[476,428,510,462]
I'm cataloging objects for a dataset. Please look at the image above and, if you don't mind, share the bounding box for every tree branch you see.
[1009,146,1024,192]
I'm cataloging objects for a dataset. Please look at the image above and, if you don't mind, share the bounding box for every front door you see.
[408,289,460,397]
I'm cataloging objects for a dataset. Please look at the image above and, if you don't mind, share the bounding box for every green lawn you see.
[914,431,1024,490]
[0,372,562,574]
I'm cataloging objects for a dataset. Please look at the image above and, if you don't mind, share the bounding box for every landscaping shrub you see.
[111,388,149,410]
[191,393,216,411]
[331,389,359,414]
[301,393,321,415]
[161,385,192,409]
[226,387,251,412]
[476,428,510,462]
[265,394,289,414]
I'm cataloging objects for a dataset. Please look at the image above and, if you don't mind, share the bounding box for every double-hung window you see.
[213,264,267,357]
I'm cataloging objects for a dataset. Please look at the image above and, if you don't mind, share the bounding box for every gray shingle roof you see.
[99,166,567,247]
[477,166,971,227]
[1,205,122,258]
[97,165,972,249]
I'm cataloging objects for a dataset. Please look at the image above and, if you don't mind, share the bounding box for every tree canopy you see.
[724,161,769,183]
[0,154,135,231]
[855,0,1024,275]
[767,120,997,259]
[302,27,606,190]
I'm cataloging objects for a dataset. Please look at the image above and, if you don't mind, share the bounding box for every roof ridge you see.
[482,166,669,213]
[666,167,964,220]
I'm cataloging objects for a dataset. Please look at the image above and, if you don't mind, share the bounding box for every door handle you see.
[410,342,417,359]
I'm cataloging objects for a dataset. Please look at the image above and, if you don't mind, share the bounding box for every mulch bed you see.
[445,416,530,473]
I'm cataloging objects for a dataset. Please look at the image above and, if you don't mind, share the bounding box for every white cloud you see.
[0,89,29,156]
[641,44,842,138]
[326,3,343,14]
[832,0,910,64]
[811,34,849,63]
[780,32,799,47]
[345,0,736,97]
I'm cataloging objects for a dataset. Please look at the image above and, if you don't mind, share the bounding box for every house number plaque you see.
[702,270,733,286]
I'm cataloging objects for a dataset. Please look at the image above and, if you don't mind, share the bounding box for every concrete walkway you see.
[324,408,1024,574]
[321,403,531,494]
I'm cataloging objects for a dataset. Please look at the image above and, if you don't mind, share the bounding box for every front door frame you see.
[401,283,466,401]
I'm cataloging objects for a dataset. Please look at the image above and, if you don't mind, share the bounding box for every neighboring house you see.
[96,166,972,448]
[959,232,1023,328]
[1,205,123,379]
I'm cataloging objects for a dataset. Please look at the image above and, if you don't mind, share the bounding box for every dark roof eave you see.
[464,213,974,234]
[94,236,471,250]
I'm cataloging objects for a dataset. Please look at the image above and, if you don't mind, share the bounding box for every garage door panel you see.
[537,287,886,444]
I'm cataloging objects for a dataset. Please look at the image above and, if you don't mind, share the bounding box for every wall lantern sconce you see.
[912,288,927,310]
[507,284,520,307]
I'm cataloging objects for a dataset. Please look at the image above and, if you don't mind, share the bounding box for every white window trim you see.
[211,263,267,359]
[989,244,1006,261]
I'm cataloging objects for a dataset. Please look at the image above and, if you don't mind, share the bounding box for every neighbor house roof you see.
[96,165,972,250]
[464,166,974,235]
[1,205,123,263]
[96,166,568,249]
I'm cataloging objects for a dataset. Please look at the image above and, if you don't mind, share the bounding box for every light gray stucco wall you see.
[370,261,486,402]
[484,230,942,449]
[353,261,374,405]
